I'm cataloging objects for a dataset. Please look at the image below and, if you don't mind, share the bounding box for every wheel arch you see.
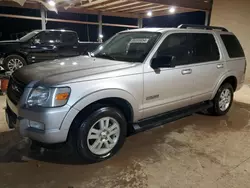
[4,51,27,60]
[60,89,140,134]
[212,74,238,99]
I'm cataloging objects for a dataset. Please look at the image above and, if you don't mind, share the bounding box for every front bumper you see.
[5,95,71,144]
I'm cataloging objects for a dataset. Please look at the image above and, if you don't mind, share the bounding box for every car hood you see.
[0,40,20,45]
[13,56,139,85]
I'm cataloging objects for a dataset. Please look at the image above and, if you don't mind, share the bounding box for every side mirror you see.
[151,55,175,69]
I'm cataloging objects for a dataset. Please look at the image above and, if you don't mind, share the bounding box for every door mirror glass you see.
[151,55,175,69]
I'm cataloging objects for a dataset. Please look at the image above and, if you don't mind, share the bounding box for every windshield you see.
[92,32,161,63]
[19,30,40,42]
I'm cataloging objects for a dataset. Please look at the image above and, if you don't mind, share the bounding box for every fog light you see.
[29,120,45,130]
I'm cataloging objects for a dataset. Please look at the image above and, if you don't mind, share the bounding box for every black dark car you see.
[0,29,101,71]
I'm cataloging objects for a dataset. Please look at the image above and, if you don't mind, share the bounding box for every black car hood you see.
[0,40,20,45]
[0,40,21,53]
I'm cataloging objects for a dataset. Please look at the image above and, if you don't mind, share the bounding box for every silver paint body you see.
[6,28,246,144]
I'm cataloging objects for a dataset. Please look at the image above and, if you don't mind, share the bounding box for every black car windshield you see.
[19,30,41,42]
[92,32,161,63]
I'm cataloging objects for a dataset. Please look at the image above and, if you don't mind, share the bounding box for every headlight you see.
[27,86,50,107]
[27,86,70,107]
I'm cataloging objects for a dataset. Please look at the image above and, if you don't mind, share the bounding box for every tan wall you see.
[211,0,250,80]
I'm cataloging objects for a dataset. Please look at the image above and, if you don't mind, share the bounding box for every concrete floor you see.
[1,86,250,188]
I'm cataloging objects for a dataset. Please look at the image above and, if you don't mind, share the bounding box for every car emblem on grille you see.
[11,84,20,93]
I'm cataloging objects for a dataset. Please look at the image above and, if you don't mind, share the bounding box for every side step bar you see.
[132,101,213,134]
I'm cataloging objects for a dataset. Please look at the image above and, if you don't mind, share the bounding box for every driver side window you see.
[156,33,191,66]
[33,31,60,45]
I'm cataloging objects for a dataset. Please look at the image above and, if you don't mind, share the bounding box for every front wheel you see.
[3,55,26,72]
[208,83,234,116]
[71,106,127,163]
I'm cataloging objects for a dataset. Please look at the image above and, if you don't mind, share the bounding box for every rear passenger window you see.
[191,33,220,63]
[61,32,77,45]
[220,34,244,58]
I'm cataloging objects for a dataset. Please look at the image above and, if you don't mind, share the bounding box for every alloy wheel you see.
[7,58,24,71]
[87,117,120,155]
[219,88,232,111]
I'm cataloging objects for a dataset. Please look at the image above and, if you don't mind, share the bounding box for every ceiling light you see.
[48,0,56,7]
[169,7,176,13]
[147,11,152,17]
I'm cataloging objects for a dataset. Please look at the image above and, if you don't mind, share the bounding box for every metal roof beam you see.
[135,0,210,11]
[102,2,141,11]
[80,0,110,7]
[0,1,138,18]
[86,0,122,9]
[127,5,165,13]
[152,9,194,17]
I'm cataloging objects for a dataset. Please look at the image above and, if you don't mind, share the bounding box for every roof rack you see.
[177,24,228,32]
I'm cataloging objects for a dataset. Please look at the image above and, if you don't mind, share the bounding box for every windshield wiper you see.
[95,53,116,60]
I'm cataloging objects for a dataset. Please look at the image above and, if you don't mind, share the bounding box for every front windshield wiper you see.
[94,53,116,60]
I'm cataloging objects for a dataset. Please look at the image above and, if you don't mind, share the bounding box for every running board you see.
[132,101,213,133]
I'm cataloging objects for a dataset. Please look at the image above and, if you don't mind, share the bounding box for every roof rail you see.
[178,24,228,32]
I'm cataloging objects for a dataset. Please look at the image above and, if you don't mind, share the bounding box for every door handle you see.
[181,69,192,75]
[217,64,224,69]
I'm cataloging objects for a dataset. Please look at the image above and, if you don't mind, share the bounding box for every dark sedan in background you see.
[0,29,101,71]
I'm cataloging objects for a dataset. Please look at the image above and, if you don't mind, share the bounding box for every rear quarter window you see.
[220,34,244,58]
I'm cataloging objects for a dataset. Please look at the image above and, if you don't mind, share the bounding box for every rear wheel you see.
[70,106,127,163]
[208,83,234,116]
[3,55,26,72]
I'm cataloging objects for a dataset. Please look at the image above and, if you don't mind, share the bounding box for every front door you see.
[143,33,194,118]
[188,33,225,104]
[26,31,60,63]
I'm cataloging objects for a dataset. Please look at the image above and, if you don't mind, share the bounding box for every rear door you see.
[58,32,80,58]
[189,32,224,104]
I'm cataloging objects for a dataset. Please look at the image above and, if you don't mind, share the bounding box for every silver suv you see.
[5,25,246,162]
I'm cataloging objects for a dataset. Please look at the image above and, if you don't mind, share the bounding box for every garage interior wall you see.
[211,0,250,81]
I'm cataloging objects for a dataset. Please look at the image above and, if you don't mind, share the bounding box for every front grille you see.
[7,77,26,105]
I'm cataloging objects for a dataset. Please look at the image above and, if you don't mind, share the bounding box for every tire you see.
[3,54,26,72]
[208,83,234,116]
[70,106,127,163]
